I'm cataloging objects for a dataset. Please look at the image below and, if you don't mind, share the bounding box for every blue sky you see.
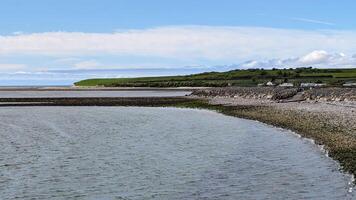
[1,0,355,32]
[1,0,356,85]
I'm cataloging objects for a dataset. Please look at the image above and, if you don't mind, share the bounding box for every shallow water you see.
[0,107,354,200]
[0,90,190,98]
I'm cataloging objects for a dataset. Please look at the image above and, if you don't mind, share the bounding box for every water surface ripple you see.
[0,107,354,199]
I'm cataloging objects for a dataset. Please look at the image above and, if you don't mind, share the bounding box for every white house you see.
[278,83,294,87]
[343,82,356,87]
[300,83,326,88]
[266,81,275,86]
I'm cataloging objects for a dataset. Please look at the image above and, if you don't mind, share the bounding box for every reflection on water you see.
[0,90,191,98]
[0,107,354,199]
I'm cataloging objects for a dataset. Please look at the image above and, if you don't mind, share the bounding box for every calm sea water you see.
[0,90,190,98]
[0,107,354,200]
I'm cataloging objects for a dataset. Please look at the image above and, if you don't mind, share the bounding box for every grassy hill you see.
[74,67,356,87]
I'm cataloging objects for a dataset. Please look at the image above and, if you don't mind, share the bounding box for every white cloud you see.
[74,60,101,69]
[53,57,81,64]
[0,26,356,63]
[299,50,331,65]
[291,18,335,26]
[0,63,26,72]
[240,50,356,68]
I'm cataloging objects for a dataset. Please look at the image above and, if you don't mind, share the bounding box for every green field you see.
[74,67,356,87]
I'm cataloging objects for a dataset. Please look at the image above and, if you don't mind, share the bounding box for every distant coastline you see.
[74,67,356,88]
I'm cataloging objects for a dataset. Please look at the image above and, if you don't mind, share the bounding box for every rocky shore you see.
[189,87,356,177]
[191,87,356,102]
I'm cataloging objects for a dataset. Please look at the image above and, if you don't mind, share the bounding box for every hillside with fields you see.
[74,67,356,87]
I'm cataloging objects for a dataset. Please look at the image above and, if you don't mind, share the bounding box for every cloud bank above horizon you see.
[0,26,356,74]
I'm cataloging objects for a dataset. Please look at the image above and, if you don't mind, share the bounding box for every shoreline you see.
[0,88,355,179]
[186,87,356,178]
[0,86,207,91]
[200,97,356,176]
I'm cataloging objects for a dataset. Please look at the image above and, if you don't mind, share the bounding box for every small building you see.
[300,83,326,88]
[266,81,275,86]
[278,83,294,87]
[343,82,356,87]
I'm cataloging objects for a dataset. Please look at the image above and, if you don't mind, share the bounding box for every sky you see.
[1,0,356,85]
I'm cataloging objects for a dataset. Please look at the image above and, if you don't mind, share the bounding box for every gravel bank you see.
[191,87,301,100]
